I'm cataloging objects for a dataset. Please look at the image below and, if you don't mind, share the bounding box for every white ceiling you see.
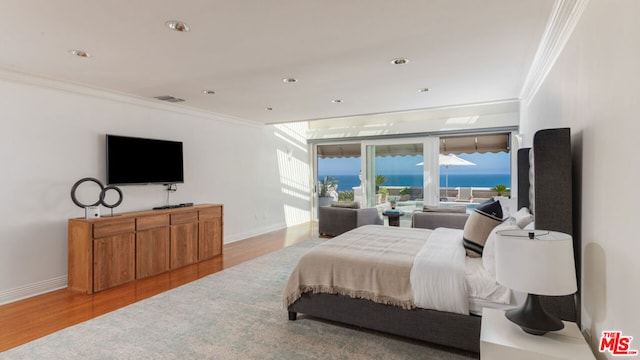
[0,0,555,125]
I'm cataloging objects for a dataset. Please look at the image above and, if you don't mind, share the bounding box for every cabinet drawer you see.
[199,207,222,221]
[93,218,135,238]
[136,214,170,231]
[171,211,198,225]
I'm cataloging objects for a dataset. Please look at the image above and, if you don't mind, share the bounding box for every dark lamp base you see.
[505,293,564,336]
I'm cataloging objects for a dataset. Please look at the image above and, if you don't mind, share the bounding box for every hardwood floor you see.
[0,222,317,352]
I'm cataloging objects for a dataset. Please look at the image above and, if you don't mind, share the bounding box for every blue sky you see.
[318,152,511,175]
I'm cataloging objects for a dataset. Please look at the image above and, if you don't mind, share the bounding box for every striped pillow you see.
[463,200,504,257]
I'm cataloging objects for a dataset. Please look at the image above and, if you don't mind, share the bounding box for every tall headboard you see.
[516,128,578,323]
[518,128,573,235]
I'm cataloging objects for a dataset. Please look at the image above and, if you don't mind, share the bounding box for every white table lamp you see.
[495,229,577,335]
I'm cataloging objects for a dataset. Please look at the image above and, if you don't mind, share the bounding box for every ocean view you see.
[318,173,511,191]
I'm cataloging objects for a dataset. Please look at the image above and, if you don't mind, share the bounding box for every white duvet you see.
[410,227,469,315]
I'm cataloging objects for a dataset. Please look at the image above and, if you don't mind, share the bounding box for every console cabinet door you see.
[170,223,198,268]
[136,227,170,279]
[198,206,222,260]
[93,233,135,292]
[199,218,222,260]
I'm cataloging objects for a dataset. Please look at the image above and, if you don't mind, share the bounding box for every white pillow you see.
[466,257,511,304]
[494,196,517,219]
[482,221,519,278]
[514,207,534,229]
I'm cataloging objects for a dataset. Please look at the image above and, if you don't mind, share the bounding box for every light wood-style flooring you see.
[0,222,317,352]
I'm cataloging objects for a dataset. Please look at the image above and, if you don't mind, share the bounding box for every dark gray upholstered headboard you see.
[517,148,531,211]
[516,128,578,323]
[518,128,573,235]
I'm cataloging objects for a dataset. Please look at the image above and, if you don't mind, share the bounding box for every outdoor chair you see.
[455,187,473,202]
[319,202,383,236]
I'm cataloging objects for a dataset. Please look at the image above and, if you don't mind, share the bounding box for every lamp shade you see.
[495,230,577,296]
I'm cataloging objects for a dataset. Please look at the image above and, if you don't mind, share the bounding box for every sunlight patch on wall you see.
[274,122,311,226]
[283,204,310,233]
[277,150,309,201]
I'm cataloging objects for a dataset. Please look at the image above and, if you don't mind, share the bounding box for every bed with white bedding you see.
[283,225,516,315]
[285,128,578,353]
[283,225,521,352]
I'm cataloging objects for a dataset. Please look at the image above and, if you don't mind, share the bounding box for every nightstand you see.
[480,308,595,359]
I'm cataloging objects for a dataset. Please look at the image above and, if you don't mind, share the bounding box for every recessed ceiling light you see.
[418,88,430,93]
[282,77,298,83]
[202,90,215,94]
[166,20,190,32]
[391,58,409,65]
[332,99,343,103]
[68,49,91,58]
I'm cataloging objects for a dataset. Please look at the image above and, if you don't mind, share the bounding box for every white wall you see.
[0,75,310,304]
[522,0,640,357]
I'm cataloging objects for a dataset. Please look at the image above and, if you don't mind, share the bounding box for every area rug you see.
[1,238,478,360]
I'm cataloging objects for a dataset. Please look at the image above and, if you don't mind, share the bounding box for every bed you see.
[285,128,578,353]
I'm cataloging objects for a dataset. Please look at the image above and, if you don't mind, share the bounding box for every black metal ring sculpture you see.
[70,177,123,209]
[100,185,123,208]
[70,177,104,208]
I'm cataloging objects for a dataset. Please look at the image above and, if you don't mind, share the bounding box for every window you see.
[312,132,513,224]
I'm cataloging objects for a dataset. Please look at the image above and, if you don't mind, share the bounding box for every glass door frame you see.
[311,141,363,220]
[360,136,440,209]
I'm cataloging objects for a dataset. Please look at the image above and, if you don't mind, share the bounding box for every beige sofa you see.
[411,208,469,230]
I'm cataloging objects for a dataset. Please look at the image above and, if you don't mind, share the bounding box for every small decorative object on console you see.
[70,177,123,217]
[153,202,194,210]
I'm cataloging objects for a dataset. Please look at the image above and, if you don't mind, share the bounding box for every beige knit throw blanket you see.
[283,225,432,310]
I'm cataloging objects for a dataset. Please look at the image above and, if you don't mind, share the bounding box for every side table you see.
[382,209,404,227]
[480,308,595,359]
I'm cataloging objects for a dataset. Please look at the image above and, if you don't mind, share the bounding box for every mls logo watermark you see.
[600,331,638,356]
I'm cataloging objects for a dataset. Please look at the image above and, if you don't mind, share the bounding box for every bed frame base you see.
[288,293,481,353]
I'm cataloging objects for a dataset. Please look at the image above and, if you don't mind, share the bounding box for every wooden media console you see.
[68,204,223,294]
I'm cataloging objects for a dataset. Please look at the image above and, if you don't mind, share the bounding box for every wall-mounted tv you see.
[106,134,184,185]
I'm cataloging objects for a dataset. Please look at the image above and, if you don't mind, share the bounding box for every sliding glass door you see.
[314,143,362,219]
[363,138,440,225]
[364,142,423,207]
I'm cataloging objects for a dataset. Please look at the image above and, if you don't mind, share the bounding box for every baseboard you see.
[0,275,68,306]
[225,222,288,243]
[0,223,293,305]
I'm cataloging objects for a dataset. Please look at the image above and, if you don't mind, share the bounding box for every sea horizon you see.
[318,173,511,191]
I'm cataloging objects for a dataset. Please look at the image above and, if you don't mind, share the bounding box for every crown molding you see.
[520,0,590,105]
[0,68,263,128]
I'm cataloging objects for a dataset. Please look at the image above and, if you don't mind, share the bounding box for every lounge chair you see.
[455,187,473,202]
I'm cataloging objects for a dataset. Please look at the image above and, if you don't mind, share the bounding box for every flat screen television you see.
[106,134,184,185]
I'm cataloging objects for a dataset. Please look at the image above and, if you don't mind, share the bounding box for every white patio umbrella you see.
[439,154,476,197]
[416,154,476,197]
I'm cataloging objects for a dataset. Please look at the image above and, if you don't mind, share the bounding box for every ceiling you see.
[0,0,555,125]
